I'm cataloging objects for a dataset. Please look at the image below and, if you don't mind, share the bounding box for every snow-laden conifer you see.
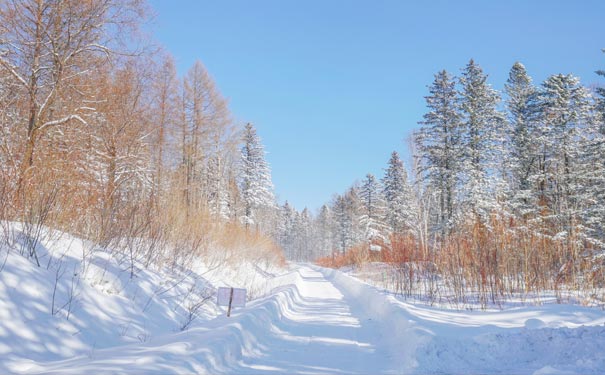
[415,70,463,234]
[382,151,416,234]
[458,59,506,222]
[239,123,275,228]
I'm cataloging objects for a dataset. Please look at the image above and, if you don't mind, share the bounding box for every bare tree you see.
[0,0,147,186]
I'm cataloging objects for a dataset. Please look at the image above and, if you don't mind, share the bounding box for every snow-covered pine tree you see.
[239,123,275,230]
[359,174,388,249]
[332,194,348,255]
[315,204,334,258]
[382,151,417,235]
[276,201,295,258]
[458,59,506,223]
[298,208,313,260]
[344,186,364,249]
[578,61,605,248]
[504,62,541,217]
[415,70,463,235]
[331,187,363,254]
[536,74,592,244]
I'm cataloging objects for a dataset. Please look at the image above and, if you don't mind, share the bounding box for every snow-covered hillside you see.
[1,225,604,374]
[0,223,285,374]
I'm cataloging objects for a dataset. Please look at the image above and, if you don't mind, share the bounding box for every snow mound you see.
[525,318,546,329]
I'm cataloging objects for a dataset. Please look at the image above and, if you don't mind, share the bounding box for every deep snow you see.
[1,225,604,374]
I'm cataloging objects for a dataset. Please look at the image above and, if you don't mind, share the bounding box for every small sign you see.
[217,287,247,317]
[217,287,247,307]
[230,288,247,307]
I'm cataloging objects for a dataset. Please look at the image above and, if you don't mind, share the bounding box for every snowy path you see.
[228,266,400,374]
[15,264,605,375]
[24,265,417,374]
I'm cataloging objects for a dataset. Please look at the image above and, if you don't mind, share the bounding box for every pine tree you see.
[504,62,540,216]
[579,60,605,247]
[382,151,416,234]
[332,194,348,255]
[359,174,388,247]
[277,201,295,258]
[240,123,275,228]
[536,74,592,243]
[415,70,463,234]
[331,187,362,254]
[315,204,334,258]
[298,208,313,260]
[458,59,506,222]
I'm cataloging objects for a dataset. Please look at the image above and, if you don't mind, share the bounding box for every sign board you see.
[216,287,247,308]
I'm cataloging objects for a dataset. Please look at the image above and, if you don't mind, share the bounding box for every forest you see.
[303,59,605,307]
[1,0,604,308]
[0,0,284,275]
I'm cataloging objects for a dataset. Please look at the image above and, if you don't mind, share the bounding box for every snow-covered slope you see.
[1,226,604,374]
[0,224,284,374]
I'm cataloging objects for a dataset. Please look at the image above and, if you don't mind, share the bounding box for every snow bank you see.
[16,269,321,374]
[318,266,431,373]
[325,266,605,374]
[0,223,285,374]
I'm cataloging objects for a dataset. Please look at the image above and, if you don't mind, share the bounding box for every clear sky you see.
[147,0,605,212]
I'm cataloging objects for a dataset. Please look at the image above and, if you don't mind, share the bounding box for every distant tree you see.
[239,123,275,229]
[583,55,605,244]
[331,187,362,254]
[180,60,231,213]
[415,70,463,235]
[315,204,334,258]
[382,151,416,234]
[458,59,506,222]
[359,174,387,245]
[150,54,179,207]
[536,74,592,245]
[297,208,313,260]
[504,62,540,216]
[277,201,296,258]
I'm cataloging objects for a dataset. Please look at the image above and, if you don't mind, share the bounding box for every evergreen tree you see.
[239,123,275,228]
[415,70,463,234]
[584,57,605,244]
[458,59,506,222]
[359,174,387,246]
[332,194,348,255]
[315,204,334,258]
[298,208,313,260]
[382,151,416,234]
[536,74,592,242]
[331,187,362,254]
[277,201,296,258]
[504,62,540,216]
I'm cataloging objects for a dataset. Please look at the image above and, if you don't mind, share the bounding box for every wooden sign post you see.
[217,287,247,317]
[227,287,234,317]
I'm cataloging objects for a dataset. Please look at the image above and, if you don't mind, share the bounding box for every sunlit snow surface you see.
[1,225,604,374]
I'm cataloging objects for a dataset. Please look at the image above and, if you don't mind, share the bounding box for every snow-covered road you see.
[23,265,420,374]
[14,264,605,375]
[227,266,409,374]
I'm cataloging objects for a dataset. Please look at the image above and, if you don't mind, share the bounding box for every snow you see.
[1,225,604,374]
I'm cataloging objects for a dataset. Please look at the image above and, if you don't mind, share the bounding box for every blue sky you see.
[148,0,605,212]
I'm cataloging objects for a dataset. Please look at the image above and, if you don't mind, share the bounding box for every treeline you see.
[297,58,604,304]
[0,0,282,270]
